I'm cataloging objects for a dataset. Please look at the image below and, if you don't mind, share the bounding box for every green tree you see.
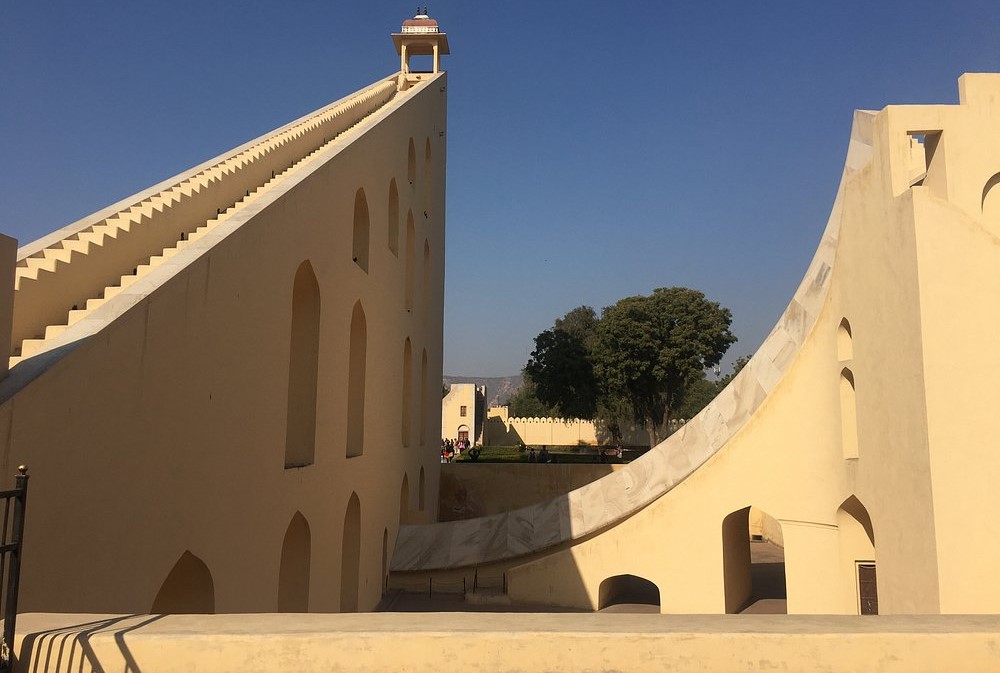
[521,290,736,446]
[716,355,751,390]
[592,287,736,445]
[507,375,556,418]
[524,307,599,419]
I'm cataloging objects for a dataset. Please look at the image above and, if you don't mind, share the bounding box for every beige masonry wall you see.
[484,405,649,446]
[438,463,622,521]
[391,74,1000,617]
[13,613,1000,673]
[0,71,447,614]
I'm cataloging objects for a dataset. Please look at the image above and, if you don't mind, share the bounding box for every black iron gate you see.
[0,466,28,673]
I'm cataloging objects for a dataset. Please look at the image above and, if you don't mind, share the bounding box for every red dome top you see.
[403,17,438,27]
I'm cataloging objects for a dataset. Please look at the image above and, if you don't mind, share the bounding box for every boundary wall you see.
[12,613,1000,673]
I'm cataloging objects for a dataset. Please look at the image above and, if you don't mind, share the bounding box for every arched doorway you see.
[399,473,410,526]
[597,574,660,612]
[838,495,877,614]
[285,261,320,468]
[341,492,361,612]
[151,551,215,614]
[278,512,311,612]
[457,424,470,444]
[722,506,786,613]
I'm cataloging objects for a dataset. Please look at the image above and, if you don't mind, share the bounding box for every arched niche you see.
[285,261,320,469]
[418,466,426,511]
[423,137,432,215]
[407,138,416,186]
[399,473,410,526]
[352,188,370,272]
[837,495,877,615]
[278,512,311,612]
[981,171,1000,234]
[419,349,428,446]
[840,368,859,459]
[151,551,215,614]
[722,506,786,614]
[341,492,361,612]
[347,301,367,458]
[598,574,660,611]
[402,338,413,447]
[381,528,389,595]
[422,240,431,324]
[837,318,853,362]
[388,179,400,256]
[404,211,415,311]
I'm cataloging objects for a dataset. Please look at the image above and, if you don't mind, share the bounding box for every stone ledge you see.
[13,613,1000,673]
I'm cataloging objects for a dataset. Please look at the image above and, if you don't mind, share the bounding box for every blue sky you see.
[3,1,999,377]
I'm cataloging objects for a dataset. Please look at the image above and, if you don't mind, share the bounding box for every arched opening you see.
[285,261,320,469]
[423,137,432,216]
[347,301,367,458]
[598,574,660,611]
[457,424,470,445]
[840,368,859,459]
[352,188,370,272]
[341,492,361,612]
[419,349,428,446]
[278,512,311,612]
[981,171,1000,234]
[151,551,215,614]
[388,179,399,256]
[722,506,786,614]
[837,318,853,362]
[399,473,410,525]
[381,528,389,595]
[418,466,426,511]
[838,495,877,614]
[402,338,413,447]
[407,138,416,186]
[404,211,415,311]
[422,240,431,324]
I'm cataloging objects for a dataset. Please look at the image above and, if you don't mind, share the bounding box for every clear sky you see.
[3,1,999,377]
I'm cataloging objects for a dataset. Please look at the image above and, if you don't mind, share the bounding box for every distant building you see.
[441,383,486,445]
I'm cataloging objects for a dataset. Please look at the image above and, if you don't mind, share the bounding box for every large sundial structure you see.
[3,11,1000,673]
[2,11,448,614]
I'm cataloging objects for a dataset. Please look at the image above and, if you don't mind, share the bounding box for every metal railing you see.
[0,466,28,673]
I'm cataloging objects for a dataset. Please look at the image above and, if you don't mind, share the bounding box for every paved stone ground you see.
[379,541,787,614]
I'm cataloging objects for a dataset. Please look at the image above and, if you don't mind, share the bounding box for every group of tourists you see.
[440,437,471,463]
[526,445,553,463]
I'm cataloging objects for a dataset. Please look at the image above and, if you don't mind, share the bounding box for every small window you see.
[460,405,467,417]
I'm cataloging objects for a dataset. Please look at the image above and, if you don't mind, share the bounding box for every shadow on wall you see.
[18,614,165,673]
[485,420,523,446]
[438,463,618,522]
[598,574,660,610]
[150,551,215,614]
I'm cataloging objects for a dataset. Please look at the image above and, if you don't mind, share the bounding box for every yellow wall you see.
[15,612,1000,673]
[485,405,649,446]
[438,463,621,521]
[0,72,447,614]
[392,75,1000,617]
[441,383,481,444]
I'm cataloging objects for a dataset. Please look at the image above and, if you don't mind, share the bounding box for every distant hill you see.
[442,374,523,407]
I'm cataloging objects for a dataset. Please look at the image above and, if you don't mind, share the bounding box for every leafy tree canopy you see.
[522,288,737,446]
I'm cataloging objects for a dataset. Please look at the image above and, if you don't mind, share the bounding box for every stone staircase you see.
[10,79,399,368]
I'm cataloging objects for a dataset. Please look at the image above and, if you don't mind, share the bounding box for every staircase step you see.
[67,309,89,326]
[44,324,68,340]
[18,339,47,359]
